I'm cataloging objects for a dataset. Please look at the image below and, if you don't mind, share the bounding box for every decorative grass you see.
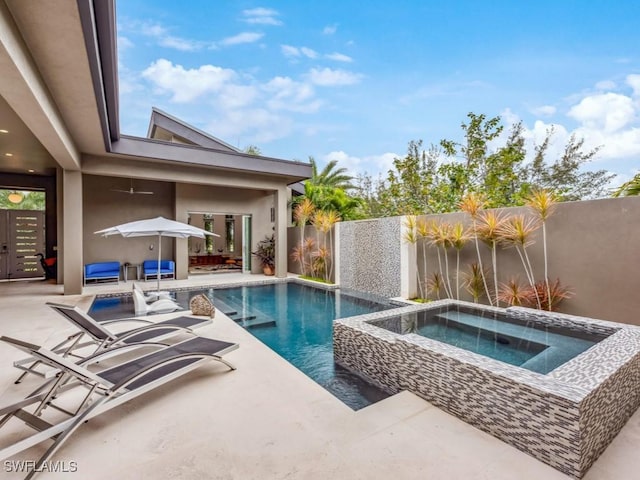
[299,275,335,285]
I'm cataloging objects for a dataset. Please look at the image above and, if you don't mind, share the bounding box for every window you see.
[204,214,214,254]
[225,215,235,253]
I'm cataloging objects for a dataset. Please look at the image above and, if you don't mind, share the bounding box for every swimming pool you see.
[90,281,398,410]
[371,304,607,374]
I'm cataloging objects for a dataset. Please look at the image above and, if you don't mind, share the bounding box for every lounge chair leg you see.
[25,397,108,480]
[215,356,236,371]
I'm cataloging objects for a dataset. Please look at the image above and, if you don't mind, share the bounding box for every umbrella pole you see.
[157,232,162,293]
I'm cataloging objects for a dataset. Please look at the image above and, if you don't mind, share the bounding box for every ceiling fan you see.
[111,179,154,195]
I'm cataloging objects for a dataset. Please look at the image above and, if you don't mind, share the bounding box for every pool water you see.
[371,305,609,374]
[90,282,397,409]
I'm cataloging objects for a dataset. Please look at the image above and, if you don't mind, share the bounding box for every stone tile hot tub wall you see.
[333,301,640,478]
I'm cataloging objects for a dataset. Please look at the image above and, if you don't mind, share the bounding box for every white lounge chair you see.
[0,335,238,479]
[132,287,180,316]
[133,282,173,303]
[12,302,212,383]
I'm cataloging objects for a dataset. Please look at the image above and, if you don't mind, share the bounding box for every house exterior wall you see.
[82,174,174,274]
[175,183,274,277]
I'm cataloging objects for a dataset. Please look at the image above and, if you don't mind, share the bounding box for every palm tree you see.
[313,209,341,282]
[293,198,315,276]
[429,221,453,299]
[417,219,431,300]
[612,173,640,197]
[499,215,541,309]
[463,263,487,303]
[308,157,355,190]
[475,210,508,306]
[526,190,557,311]
[459,192,492,305]
[449,222,470,300]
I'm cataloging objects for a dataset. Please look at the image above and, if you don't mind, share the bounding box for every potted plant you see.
[253,234,275,275]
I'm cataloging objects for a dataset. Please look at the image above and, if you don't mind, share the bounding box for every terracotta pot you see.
[263,266,274,276]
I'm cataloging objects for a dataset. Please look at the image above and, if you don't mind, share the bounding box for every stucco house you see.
[0,0,311,294]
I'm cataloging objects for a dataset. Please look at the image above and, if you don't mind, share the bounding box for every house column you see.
[62,170,83,294]
[274,187,288,278]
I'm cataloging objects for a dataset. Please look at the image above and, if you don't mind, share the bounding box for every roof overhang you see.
[110,136,311,184]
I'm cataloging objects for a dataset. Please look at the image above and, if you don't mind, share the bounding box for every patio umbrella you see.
[95,216,219,292]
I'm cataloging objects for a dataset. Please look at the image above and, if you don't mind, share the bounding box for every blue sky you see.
[116,0,640,186]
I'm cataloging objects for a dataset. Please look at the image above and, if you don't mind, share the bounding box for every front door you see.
[0,210,45,279]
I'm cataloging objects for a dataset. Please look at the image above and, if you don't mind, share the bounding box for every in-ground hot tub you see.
[333,300,640,478]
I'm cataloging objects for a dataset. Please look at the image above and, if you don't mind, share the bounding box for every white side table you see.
[122,263,141,282]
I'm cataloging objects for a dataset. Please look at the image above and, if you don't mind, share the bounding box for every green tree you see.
[0,190,45,210]
[243,145,262,155]
[302,183,362,221]
[613,173,640,197]
[520,130,614,201]
[378,140,441,215]
[440,112,504,193]
[308,157,355,190]
[293,157,362,221]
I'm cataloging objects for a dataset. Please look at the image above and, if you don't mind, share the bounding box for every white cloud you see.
[219,32,264,46]
[118,36,134,50]
[321,151,399,177]
[281,45,300,58]
[323,24,337,35]
[216,84,259,110]
[280,45,317,59]
[142,59,236,103]
[300,47,318,59]
[306,67,363,86]
[206,108,293,143]
[159,36,204,51]
[263,77,321,113]
[568,92,635,133]
[501,82,640,166]
[325,52,353,63]
[595,80,616,91]
[627,74,640,96]
[137,21,205,51]
[531,105,556,117]
[241,8,282,26]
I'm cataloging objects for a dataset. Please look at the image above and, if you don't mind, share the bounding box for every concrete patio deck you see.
[0,274,638,479]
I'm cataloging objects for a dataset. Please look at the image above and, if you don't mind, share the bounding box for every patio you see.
[0,276,638,479]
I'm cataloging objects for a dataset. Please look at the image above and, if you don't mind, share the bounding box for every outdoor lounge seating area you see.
[0,299,238,478]
[0,278,639,479]
[84,262,120,286]
[143,260,176,281]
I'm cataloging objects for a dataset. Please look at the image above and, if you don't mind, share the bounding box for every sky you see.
[116,0,640,188]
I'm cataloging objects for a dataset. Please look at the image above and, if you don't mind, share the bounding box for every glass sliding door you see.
[242,215,251,273]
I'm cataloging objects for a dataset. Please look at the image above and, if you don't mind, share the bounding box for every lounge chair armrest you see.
[77,342,169,367]
[99,318,154,326]
[114,324,195,344]
[111,352,229,393]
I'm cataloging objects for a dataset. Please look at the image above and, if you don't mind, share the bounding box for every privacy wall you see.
[287,197,640,326]
[337,217,403,298]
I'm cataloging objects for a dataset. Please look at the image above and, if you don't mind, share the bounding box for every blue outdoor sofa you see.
[143,260,175,281]
[84,262,120,286]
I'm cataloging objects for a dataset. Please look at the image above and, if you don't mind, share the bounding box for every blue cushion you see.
[143,260,175,274]
[85,262,120,278]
